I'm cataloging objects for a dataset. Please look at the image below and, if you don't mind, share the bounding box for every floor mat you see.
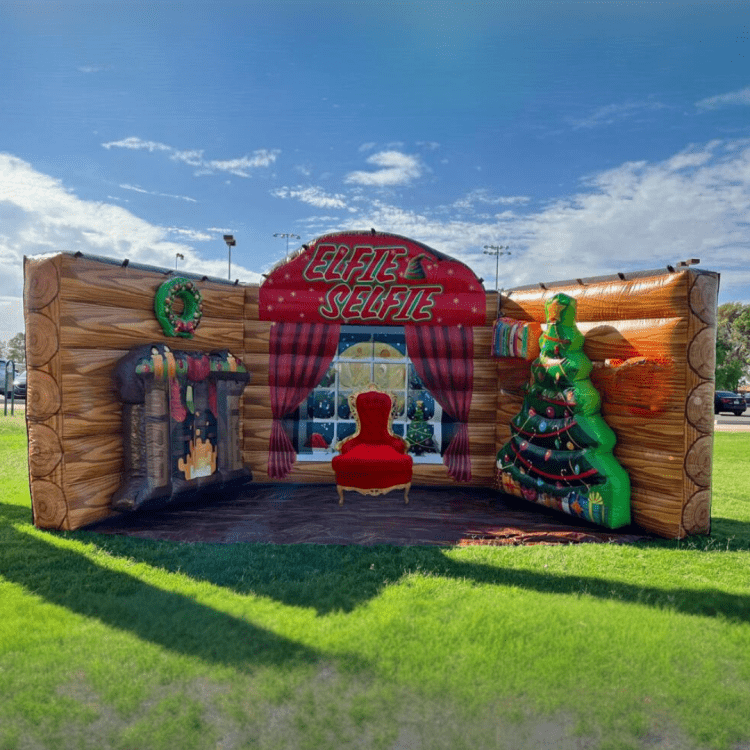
[84,484,648,546]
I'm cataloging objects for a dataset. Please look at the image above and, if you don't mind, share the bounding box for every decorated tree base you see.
[496,293,631,529]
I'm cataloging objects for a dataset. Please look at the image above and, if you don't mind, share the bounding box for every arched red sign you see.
[259,231,486,326]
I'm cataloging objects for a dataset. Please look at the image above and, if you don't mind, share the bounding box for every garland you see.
[154,277,203,338]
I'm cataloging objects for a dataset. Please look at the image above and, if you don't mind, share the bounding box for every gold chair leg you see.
[404,483,410,505]
[337,485,345,506]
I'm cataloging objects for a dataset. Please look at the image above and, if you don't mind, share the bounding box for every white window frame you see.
[295,325,444,464]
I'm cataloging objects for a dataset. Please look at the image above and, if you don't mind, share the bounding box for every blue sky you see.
[1,0,749,341]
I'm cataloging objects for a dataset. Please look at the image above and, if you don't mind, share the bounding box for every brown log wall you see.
[25,255,67,529]
[496,269,718,538]
[24,254,248,530]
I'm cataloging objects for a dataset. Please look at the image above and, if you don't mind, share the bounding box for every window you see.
[291,326,453,462]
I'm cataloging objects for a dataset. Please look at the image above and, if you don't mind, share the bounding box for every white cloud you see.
[567,101,666,130]
[0,296,25,342]
[528,140,744,245]
[170,149,205,167]
[166,227,214,242]
[507,141,750,291]
[119,183,197,203]
[294,216,347,234]
[663,148,716,171]
[495,196,531,205]
[0,154,263,316]
[204,151,280,177]
[451,189,530,212]
[103,137,172,153]
[102,136,279,178]
[345,151,422,186]
[335,140,750,297]
[335,199,524,275]
[272,185,349,210]
[696,87,750,110]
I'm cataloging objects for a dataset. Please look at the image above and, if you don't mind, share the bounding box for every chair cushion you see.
[332,443,413,489]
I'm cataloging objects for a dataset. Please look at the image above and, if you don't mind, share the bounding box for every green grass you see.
[1,414,750,749]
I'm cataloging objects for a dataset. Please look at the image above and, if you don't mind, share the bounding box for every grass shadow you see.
[0,509,342,673]
[69,528,750,624]
[706,516,750,548]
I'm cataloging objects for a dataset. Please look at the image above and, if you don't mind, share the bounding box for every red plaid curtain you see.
[405,325,474,482]
[268,322,341,478]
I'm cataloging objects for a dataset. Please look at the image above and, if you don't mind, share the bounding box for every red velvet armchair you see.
[332,386,413,505]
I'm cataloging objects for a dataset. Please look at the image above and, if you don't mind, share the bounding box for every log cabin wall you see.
[495,267,719,539]
[23,252,247,530]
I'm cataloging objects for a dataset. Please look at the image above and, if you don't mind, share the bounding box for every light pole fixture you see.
[274,232,301,262]
[223,235,236,280]
[175,252,184,269]
[483,244,511,291]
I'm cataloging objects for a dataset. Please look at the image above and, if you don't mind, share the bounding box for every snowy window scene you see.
[292,326,454,463]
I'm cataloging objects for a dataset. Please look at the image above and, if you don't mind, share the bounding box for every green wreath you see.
[154,277,203,338]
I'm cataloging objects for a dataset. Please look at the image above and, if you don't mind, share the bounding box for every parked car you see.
[12,371,26,399]
[714,390,746,416]
[0,360,9,396]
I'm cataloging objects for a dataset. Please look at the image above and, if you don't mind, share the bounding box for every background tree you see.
[716,303,750,391]
[5,333,25,367]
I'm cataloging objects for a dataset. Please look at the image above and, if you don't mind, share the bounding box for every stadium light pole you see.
[483,245,511,291]
[223,235,236,280]
[274,232,301,262]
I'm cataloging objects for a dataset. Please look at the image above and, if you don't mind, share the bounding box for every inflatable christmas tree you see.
[496,293,631,529]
